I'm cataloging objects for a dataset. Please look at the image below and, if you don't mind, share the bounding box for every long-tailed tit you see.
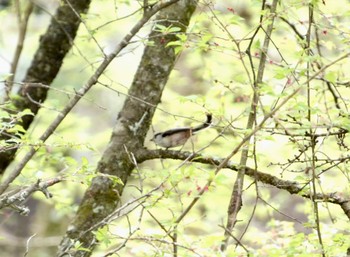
[151,113,212,149]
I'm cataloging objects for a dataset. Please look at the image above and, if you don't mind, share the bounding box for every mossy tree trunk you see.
[0,0,91,173]
[57,1,198,256]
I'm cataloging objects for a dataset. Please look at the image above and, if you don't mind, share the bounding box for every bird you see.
[151,113,212,149]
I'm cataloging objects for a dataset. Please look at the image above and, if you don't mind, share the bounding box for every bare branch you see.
[0,177,62,214]
[6,1,34,95]
[136,148,350,218]
[23,234,36,257]
[0,0,92,173]
[0,0,181,195]
[57,1,199,255]
[222,0,279,250]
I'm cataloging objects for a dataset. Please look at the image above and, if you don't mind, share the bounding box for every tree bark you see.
[0,0,91,174]
[57,1,197,256]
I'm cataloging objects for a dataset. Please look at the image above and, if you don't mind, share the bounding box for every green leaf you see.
[176,33,187,41]
[274,66,294,80]
[93,226,111,247]
[74,241,91,252]
[154,24,167,31]
[167,26,182,33]
[324,71,337,83]
[145,40,155,46]
[6,124,26,134]
[259,82,276,96]
[334,116,350,131]
[166,41,183,47]
[166,33,187,54]
[155,24,181,35]
[102,174,124,186]
[229,14,245,25]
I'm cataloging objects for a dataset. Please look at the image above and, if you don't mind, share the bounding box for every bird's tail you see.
[192,113,212,133]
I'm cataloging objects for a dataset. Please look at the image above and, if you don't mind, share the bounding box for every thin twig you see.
[0,177,62,212]
[221,0,279,251]
[136,149,350,217]
[23,234,36,257]
[154,83,302,229]
[0,0,180,195]
[306,4,325,256]
[5,1,34,97]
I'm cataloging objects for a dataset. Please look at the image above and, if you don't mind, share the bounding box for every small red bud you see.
[227,7,235,13]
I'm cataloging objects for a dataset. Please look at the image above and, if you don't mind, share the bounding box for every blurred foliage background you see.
[1,0,350,256]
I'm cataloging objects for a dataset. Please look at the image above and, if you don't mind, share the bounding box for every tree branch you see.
[221,0,279,250]
[0,0,182,195]
[0,0,92,174]
[57,1,198,256]
[0,177,62,214]
[6,0,34,94]
[136,148,350,219]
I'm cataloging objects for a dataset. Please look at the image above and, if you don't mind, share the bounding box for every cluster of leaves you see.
[1,0,350,256]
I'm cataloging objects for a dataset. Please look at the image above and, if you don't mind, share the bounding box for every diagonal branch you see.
[0,177,62,214]
[56,1,198,256]
[221,0,279,250]
[6,0,34,94]
[0,0,181,195]
[136,148,350,220]
[0,0,92,174]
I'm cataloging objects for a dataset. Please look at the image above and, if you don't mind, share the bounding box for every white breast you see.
[153,130,191,148]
